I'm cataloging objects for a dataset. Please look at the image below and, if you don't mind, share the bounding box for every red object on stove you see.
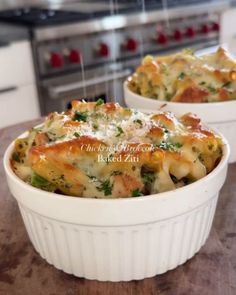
[98,43,109,57]
[49,52,64,68]
[157,33,168,44]
[69,49,81,64]
[125,38,138,51]
[186,27,195,38]
[173,30,182,41]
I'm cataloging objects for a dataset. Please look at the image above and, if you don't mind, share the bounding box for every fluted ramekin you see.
[3,130,229,282]
[124,81,236,163]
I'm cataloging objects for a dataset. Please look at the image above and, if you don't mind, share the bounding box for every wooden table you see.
[1,119,236,295]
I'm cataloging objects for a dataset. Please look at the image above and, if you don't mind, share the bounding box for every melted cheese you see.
[11,101,223,198]
[128,47,236,103]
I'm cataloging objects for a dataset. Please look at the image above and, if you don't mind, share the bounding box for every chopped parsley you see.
[131,189,143,197]
[199,82,217,93]
[142,171,156,185]
[155,142,183,152]
[74,132,80,138]
[116,126,124,137]
[178,72,186,80]
[95,98,104,106]
[96,180,113,196]
[163,128,169,134]
[73,111,88,122]
[133,119,143,126]
[206,85,217,93]
[223,81,231,88]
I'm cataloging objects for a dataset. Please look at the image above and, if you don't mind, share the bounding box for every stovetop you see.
[0,0,215,28]
[0,8,91,27]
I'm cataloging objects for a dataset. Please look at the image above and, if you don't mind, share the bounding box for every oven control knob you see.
[212,22,220,31]
[98,43,109,57]
[185,27,195,38]
[49,52,63,68]
[69,49,81,64]
[201,24,210,34]
[157,33,168,45]
[173,30,182,41]
[125,38,138,51]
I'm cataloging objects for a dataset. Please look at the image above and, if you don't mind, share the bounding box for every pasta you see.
[128,47,236,103]
[11,100,223,198]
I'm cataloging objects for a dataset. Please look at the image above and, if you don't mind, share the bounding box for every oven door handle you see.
[49,69,131,98]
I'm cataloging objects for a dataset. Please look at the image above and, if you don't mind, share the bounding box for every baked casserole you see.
[128,47,236,103]
[11,100,223,198]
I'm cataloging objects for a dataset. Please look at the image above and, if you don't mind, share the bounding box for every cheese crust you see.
[11,101,223,198]
[128,47,236,102]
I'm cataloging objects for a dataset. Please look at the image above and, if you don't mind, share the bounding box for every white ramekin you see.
[3,130,229,282]
[124,81,236,163]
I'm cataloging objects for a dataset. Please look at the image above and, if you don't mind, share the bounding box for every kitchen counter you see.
[0,23,29,44]
[0,119,236,295]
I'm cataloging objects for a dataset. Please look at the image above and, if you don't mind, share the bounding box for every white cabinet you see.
[220,9,236,56]
[0,40,40,128]
[0,84,39,127]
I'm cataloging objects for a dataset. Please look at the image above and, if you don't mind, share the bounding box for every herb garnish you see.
[96,180,113,196]
[223,81,231,88]
[116,126,124,137]
[131,189,143,197]
[178,72,186,80]
[142,171,155,185]
[73,111,88,122]
[96,98,104,106]
[74,132,80,138]
[164,128,169,133]
[133,119,143,126]
[206,85,217,93]
[155,142,182,152]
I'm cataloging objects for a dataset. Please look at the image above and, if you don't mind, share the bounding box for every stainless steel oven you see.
[40,65,131,113]
[0,0,229,114]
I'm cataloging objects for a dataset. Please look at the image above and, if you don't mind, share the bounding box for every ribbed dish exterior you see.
[18,194,218,282]
[210,121,236,163]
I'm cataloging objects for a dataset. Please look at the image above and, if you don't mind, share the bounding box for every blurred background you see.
[0,0,235,127]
